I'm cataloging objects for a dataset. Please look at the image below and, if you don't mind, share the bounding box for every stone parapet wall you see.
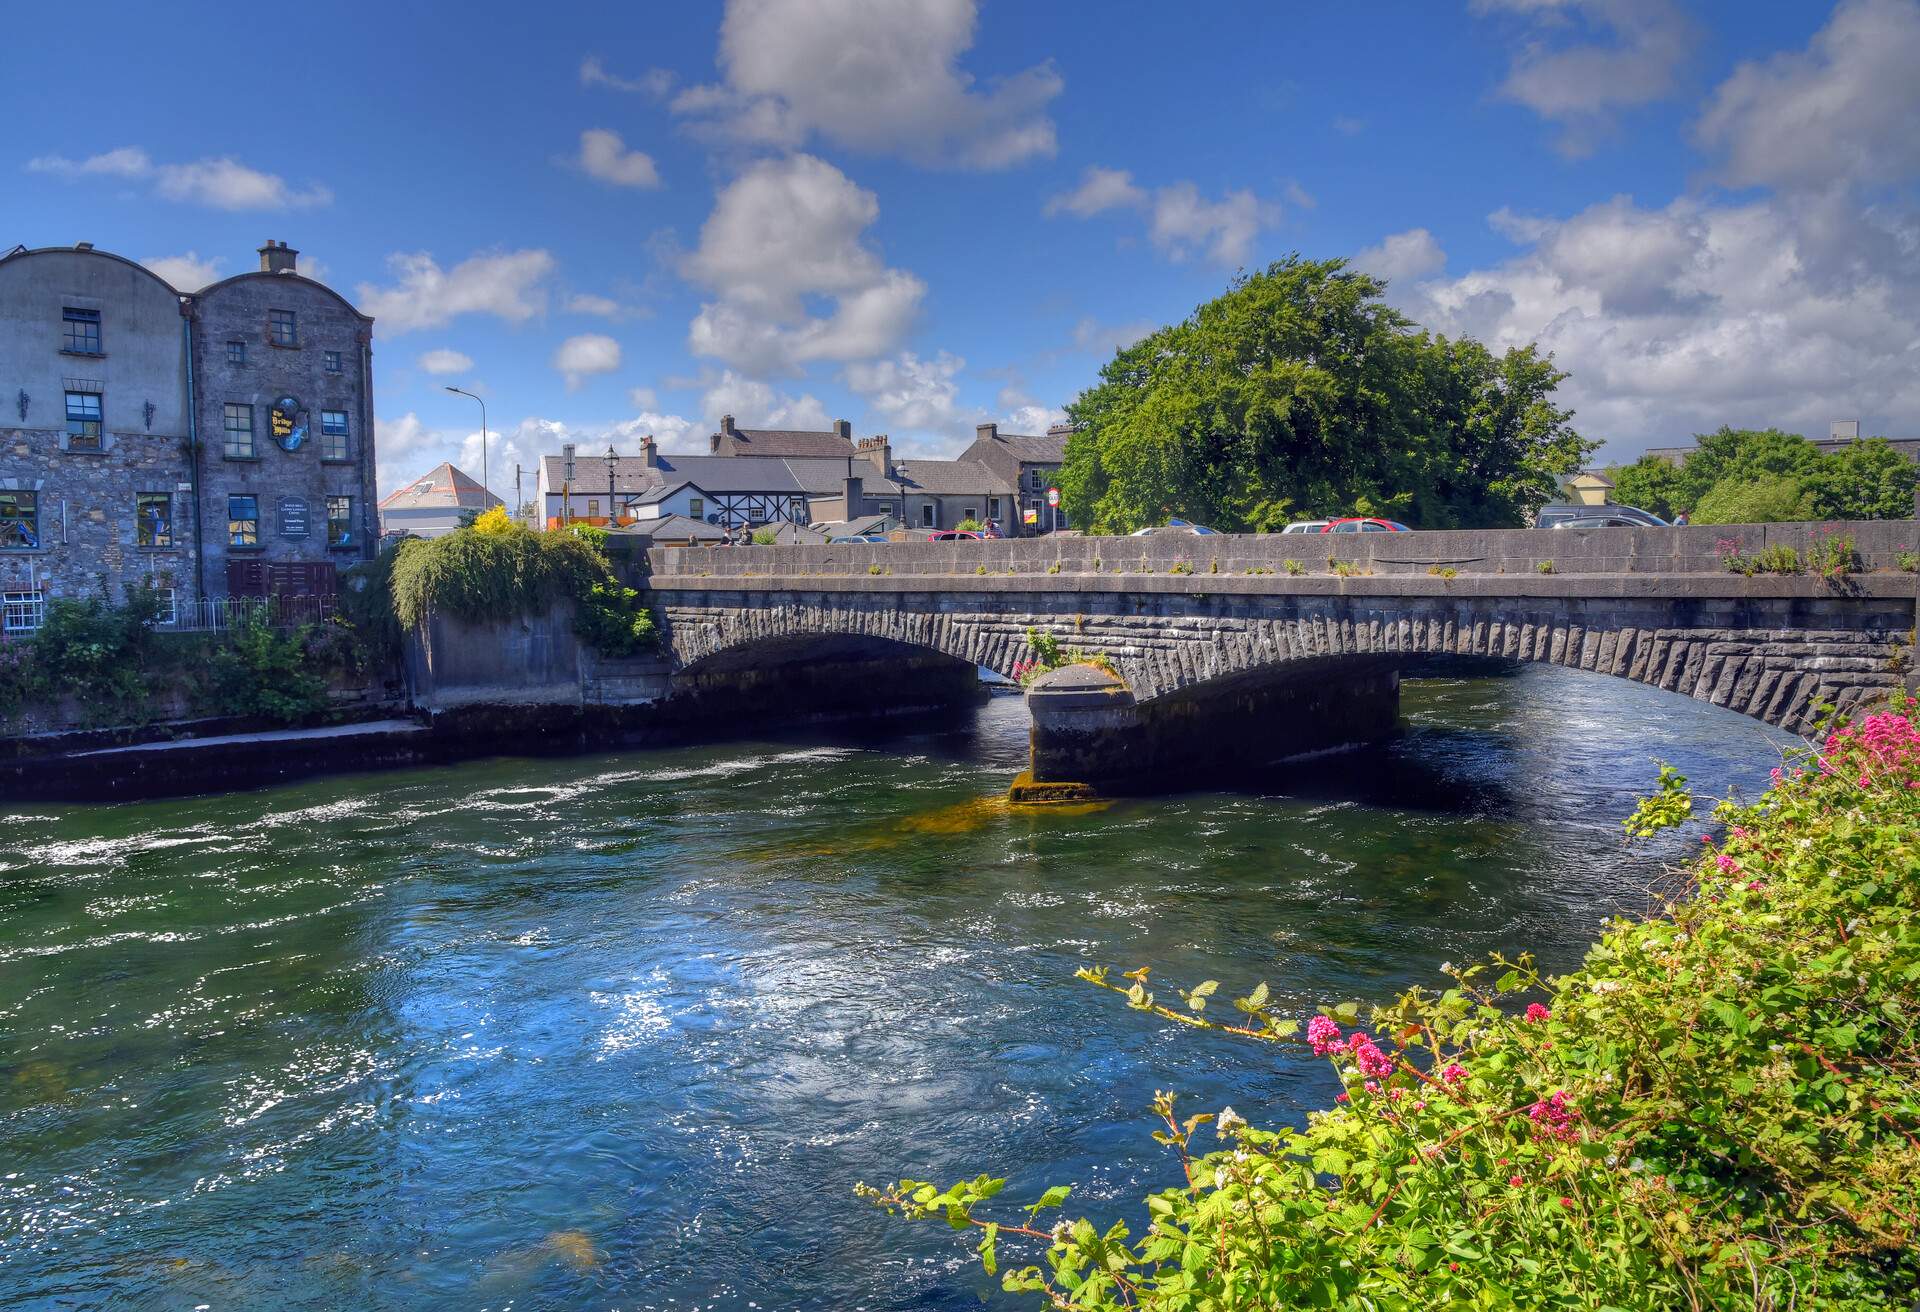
[651,520,1920,582]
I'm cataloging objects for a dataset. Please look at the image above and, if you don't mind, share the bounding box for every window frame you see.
[64,390,104,449]
[319,410,350,461]
[268,308,298,348]
[921,502,935,527]
[323,350,343,374]
[687,496,704,518]
[0,490,39,551]
[227,339,247,366]
[2,590,45,634]
[223,402,256,459]
[62,307,102,355]
[136,492,174,548]
[228,493,260,547]
[325,494,354,548]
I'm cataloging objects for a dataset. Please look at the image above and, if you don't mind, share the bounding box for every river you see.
[0,666,1795,1310]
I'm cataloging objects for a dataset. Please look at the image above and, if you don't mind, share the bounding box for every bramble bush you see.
[1011,627,1118,688]
[863,700,1920,1308]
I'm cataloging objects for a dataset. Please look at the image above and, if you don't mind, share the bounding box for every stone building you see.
[0,244,194,630]
[190,241,376,597]
[958,423,1071,533]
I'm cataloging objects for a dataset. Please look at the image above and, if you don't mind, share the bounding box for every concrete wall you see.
[191,272,375,593]
[0,247,194,604]
[651,520,1920,582]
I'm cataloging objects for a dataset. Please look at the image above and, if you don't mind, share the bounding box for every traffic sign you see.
[1046,487,1060,507]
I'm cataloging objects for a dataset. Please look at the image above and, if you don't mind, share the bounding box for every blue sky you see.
[6,0,1918,501]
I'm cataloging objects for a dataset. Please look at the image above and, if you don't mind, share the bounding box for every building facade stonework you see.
[0,239,376,625]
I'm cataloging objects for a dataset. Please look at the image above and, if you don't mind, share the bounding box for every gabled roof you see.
[711,426,857,458]
[610,513,727,542]
[540,452,874,498]
[379,462,502,512]
[982,430,1069,463]
[890,458,1015,496]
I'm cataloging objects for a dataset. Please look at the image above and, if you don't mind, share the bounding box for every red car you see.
[1322,517,1411,533]
[927,530,982,541]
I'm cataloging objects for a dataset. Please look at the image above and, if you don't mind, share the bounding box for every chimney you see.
[843,474,864,519]
[858,434,891,478]
[975,422,998,443]
[562,442,577,483]
[641,434,658,468]
[720,414,736,436]
[1830,419,1860,441]
[833,418,852,441]
[258,239,299,274]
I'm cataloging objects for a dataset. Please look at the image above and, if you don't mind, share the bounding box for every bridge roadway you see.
[643,521,1919,790]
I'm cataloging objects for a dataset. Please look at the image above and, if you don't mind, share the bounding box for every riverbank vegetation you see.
[1056,257,1594,534]
[390,507,655,655]
[863,700,1920,1307]
[1610,426,1919,524]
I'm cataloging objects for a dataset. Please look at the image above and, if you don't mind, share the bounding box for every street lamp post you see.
[605,445,617,527]
[444,386,488,501]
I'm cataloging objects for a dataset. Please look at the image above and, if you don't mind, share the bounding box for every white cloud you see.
[1045,167,1278,266]
[844,350,974,432]
[416,348,474,376]
[568,293,624,317]
[629,386,659,409]
[142,252,223,291]
[1069,316,1152,355]
[1353,228,1447,283]
[611,411,701,451]
[355,249,556,334]
[1473,0,1694,154]
[1044,166,1146,217]
[1148,183,1275,266]
[580,55,675,97]
[576,128,662,188]
[1400,189,1920,460]
[697,370,832,430]
[553,333,622,389]
[26,147,331,210]
[683,153,924,375]
[670,0,1061,169]
[1696,0,1920,192]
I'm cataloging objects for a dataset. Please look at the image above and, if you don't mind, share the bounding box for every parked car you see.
[1281,519,1330,534]
[1129,517,1220,536]
[829,534,889,544]
[928,530,983,541]
[1551,514,1662,530]
[1322,517,1410,533]
[1536,503,1666,529]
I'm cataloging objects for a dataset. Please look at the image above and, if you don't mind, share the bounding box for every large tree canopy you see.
[1609,426,1917,523]
[1058,256,1592,533]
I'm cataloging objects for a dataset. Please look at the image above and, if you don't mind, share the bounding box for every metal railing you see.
[157,593,339,633]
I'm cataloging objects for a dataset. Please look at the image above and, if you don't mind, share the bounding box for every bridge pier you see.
[1015,656,1403,800]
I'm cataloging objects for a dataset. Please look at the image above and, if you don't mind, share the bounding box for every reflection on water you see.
[0,667,1793,1310]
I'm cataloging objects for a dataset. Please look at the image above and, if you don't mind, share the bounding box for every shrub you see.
[1427,565,1458,579]
[956,518,985,533]
[1808,527,1857,580]
[30,585,166,724]
[1897,548,1919,574]
[1283,560,1303,576]
[203,613,329,724]
[864,700,1920,1307]
[573,579,658,657]
[751,527,779,546]
[391,517,607,630]
[1536,559,1555,574]
[1168,560,1193,575]
[1330,559,1357,577]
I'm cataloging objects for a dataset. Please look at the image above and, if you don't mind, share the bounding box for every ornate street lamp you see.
[605,445,618,526]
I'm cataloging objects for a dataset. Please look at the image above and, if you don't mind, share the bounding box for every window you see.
[227,339,247,365]
[326,495,353,548]
[0,490,38,550]
[963,507,977,522]
[2,591,44,634]
[136,492,173,548]
[921,502,935,527]
[1028,468,1045,491]
[223,403,255,458]
[269,309,298,347]
[320,410,349,460]
[62,307,101,355]
[688,496,704,518]
[141,582,178,626]
[988,497,1001,520]
[228,494,259,547]
[587,499,600,518]
[65,391,103,449]
[323,350,343,374]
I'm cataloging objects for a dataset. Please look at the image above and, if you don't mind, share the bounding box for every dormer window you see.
[62,307,101,355]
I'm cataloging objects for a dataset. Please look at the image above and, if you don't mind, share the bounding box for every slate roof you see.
[889,458,1015,496]
[542,452,878,498]
[610,513,727,543]
[982,430,1068,463]
[712,427,857,458]
[379,463,502,512]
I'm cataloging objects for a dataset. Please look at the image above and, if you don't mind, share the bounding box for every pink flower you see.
[1334,1092,1349,1103]
[1306,1014,1343,1057]
[1441,1063,1467,1084]
[1528,1091,1579,1141]
[1524,1003,1551,1024]
[1508,1175,1525,1188]
[1364,1080,1380,1094]
[1559,1196,1575,1209]
[1746,879,1764,892]
[1715,854,1739,874]
[1347,1033,1396,1078]
[1411,1099,1427,1111]
[1730,826,1748,839]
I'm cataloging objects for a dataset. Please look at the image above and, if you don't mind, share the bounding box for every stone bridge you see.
[645,522,1918,792]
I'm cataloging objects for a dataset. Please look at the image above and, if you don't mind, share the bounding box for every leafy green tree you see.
[1804,436,1919,520]
[1606,454,1692,519]
[1058,257,1591,533]
[1682,426,1823,497]
[1691,472,1815,524]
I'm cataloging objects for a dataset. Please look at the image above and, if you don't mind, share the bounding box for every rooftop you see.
[379,463,501,512]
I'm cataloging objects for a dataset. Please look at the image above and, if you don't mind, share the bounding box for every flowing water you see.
[0,667,1795,1311]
